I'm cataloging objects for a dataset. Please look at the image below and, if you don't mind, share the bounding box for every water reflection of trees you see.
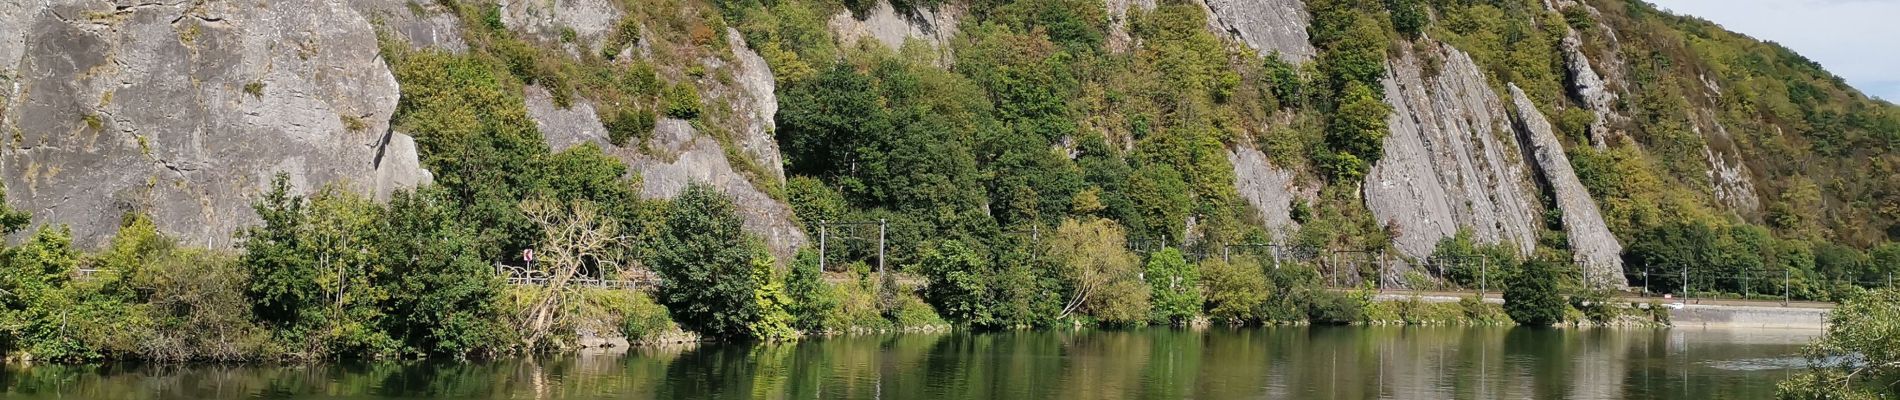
[2,327,1817,399]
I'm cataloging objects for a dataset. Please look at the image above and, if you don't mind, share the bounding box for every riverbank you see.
[1367,291,1831,330]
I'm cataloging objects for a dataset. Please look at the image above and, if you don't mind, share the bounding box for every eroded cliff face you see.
[0,0,425,248]
[828,0,961,62]
[1366,41,1543,260]
[520,25,805,260]
[1509,84,1627,288]
[1196,0,1315,63]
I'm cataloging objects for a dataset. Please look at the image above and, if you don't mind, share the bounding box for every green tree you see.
[1323,81,1391,180]
[748,252,798,341]
[784,249,839,332]
[917,240,994,326]
[1776,289,1900,399]
[1144,248,1202,325]
[649,184,773,340]
[239,174,328,343]
[369,188,509,357]
[1505,254,1567,327]
[1045,218,1149,325]
[1386,0,1428,39]
[1200,258,1269,324]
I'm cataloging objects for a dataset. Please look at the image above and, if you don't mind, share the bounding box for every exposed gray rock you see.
[0,0,421,248]
[1104,0,1157,53]
[1693,110,1761,215]
[721,28,785,182]
[1229,147,1303,242]
[524,85,609,151]
[828,0,960,62]
[632,119,806,259]
[1509,84,1627,289]
[500,0,622,55]
[374,131,433,201]
[1365,41,1542,260]
[1561,33,1623,149]
[352,0,469,53]
[527,87,806,260]
[1197,0,1315,63]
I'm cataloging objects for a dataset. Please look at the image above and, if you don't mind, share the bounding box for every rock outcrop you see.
[1197,0,1315,63]
[828,0,960,62]
[1508,84,1627,289]
[352,0,468,53]
[501,0,623,55]
[714,28,785,182]
[1365,42,1542,260]
[526,88,806,260]
[0,0,424,248]
[1560,34,1622,149]
[1230,147,1304,242]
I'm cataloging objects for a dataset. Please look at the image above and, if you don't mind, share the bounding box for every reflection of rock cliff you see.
[0,0,424,248]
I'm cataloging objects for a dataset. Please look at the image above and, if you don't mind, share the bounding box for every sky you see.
[1647,0,1900,102]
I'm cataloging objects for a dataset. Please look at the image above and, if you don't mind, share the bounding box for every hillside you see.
[3,0,1897,300]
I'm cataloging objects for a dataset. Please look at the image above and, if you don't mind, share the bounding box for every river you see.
[0,326,1820,399]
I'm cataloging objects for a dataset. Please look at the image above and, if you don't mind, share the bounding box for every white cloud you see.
[1648,0,1900,101]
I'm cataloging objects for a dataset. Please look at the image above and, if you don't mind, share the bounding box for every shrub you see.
[784,249,839,332]
[603,105,656,147]
[1305,290,1364,325]
[618,292,676,343]
[1505,255,1567,327]
[649,184,773,340]
[662,83,702,119]
[1200,258,1269,324]
[1144,248,1202,325]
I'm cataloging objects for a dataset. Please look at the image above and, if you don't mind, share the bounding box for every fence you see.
[494,263,660,290]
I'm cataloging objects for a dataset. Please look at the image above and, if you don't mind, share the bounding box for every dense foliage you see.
[1777,289,1900,399]
[1504,254,1567,327]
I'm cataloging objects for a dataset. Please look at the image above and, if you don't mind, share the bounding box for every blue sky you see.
[1648,0,1900,102]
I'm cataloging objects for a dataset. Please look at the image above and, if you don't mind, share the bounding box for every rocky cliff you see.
[0,0,425,248]
[1509,84,1627,288]
[1365,41,1543,260]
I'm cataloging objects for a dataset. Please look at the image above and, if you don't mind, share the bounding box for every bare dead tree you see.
[517,197,627,348]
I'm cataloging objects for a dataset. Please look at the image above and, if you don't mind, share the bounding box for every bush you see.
[1200,258,1269,324]
[1045,218,1149,325]
[603,105,656,147]
[1505,255,1567,327]
[917,240,993,326]
[1305,290,1365,325]
[1144,248,1202,325]
[617,292,676,342]
[649,184,774,340]
[784,249,839,332]
[662,83,702,119]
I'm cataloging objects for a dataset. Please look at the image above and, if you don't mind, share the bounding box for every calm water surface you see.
[0,326,1819,399]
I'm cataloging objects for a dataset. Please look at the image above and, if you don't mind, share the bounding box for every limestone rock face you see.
[526,88,806,261]
[717,28,785,182]
[828,0,960,62]
[1197,0,1315,63]
[1230,147,1304,242]
[352,0,468,53]
[1365,42,1542,260]
[1509,84,1627,289]
[501,0,623,55]
[1560,34,1623,149]
[0,0,423,248]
